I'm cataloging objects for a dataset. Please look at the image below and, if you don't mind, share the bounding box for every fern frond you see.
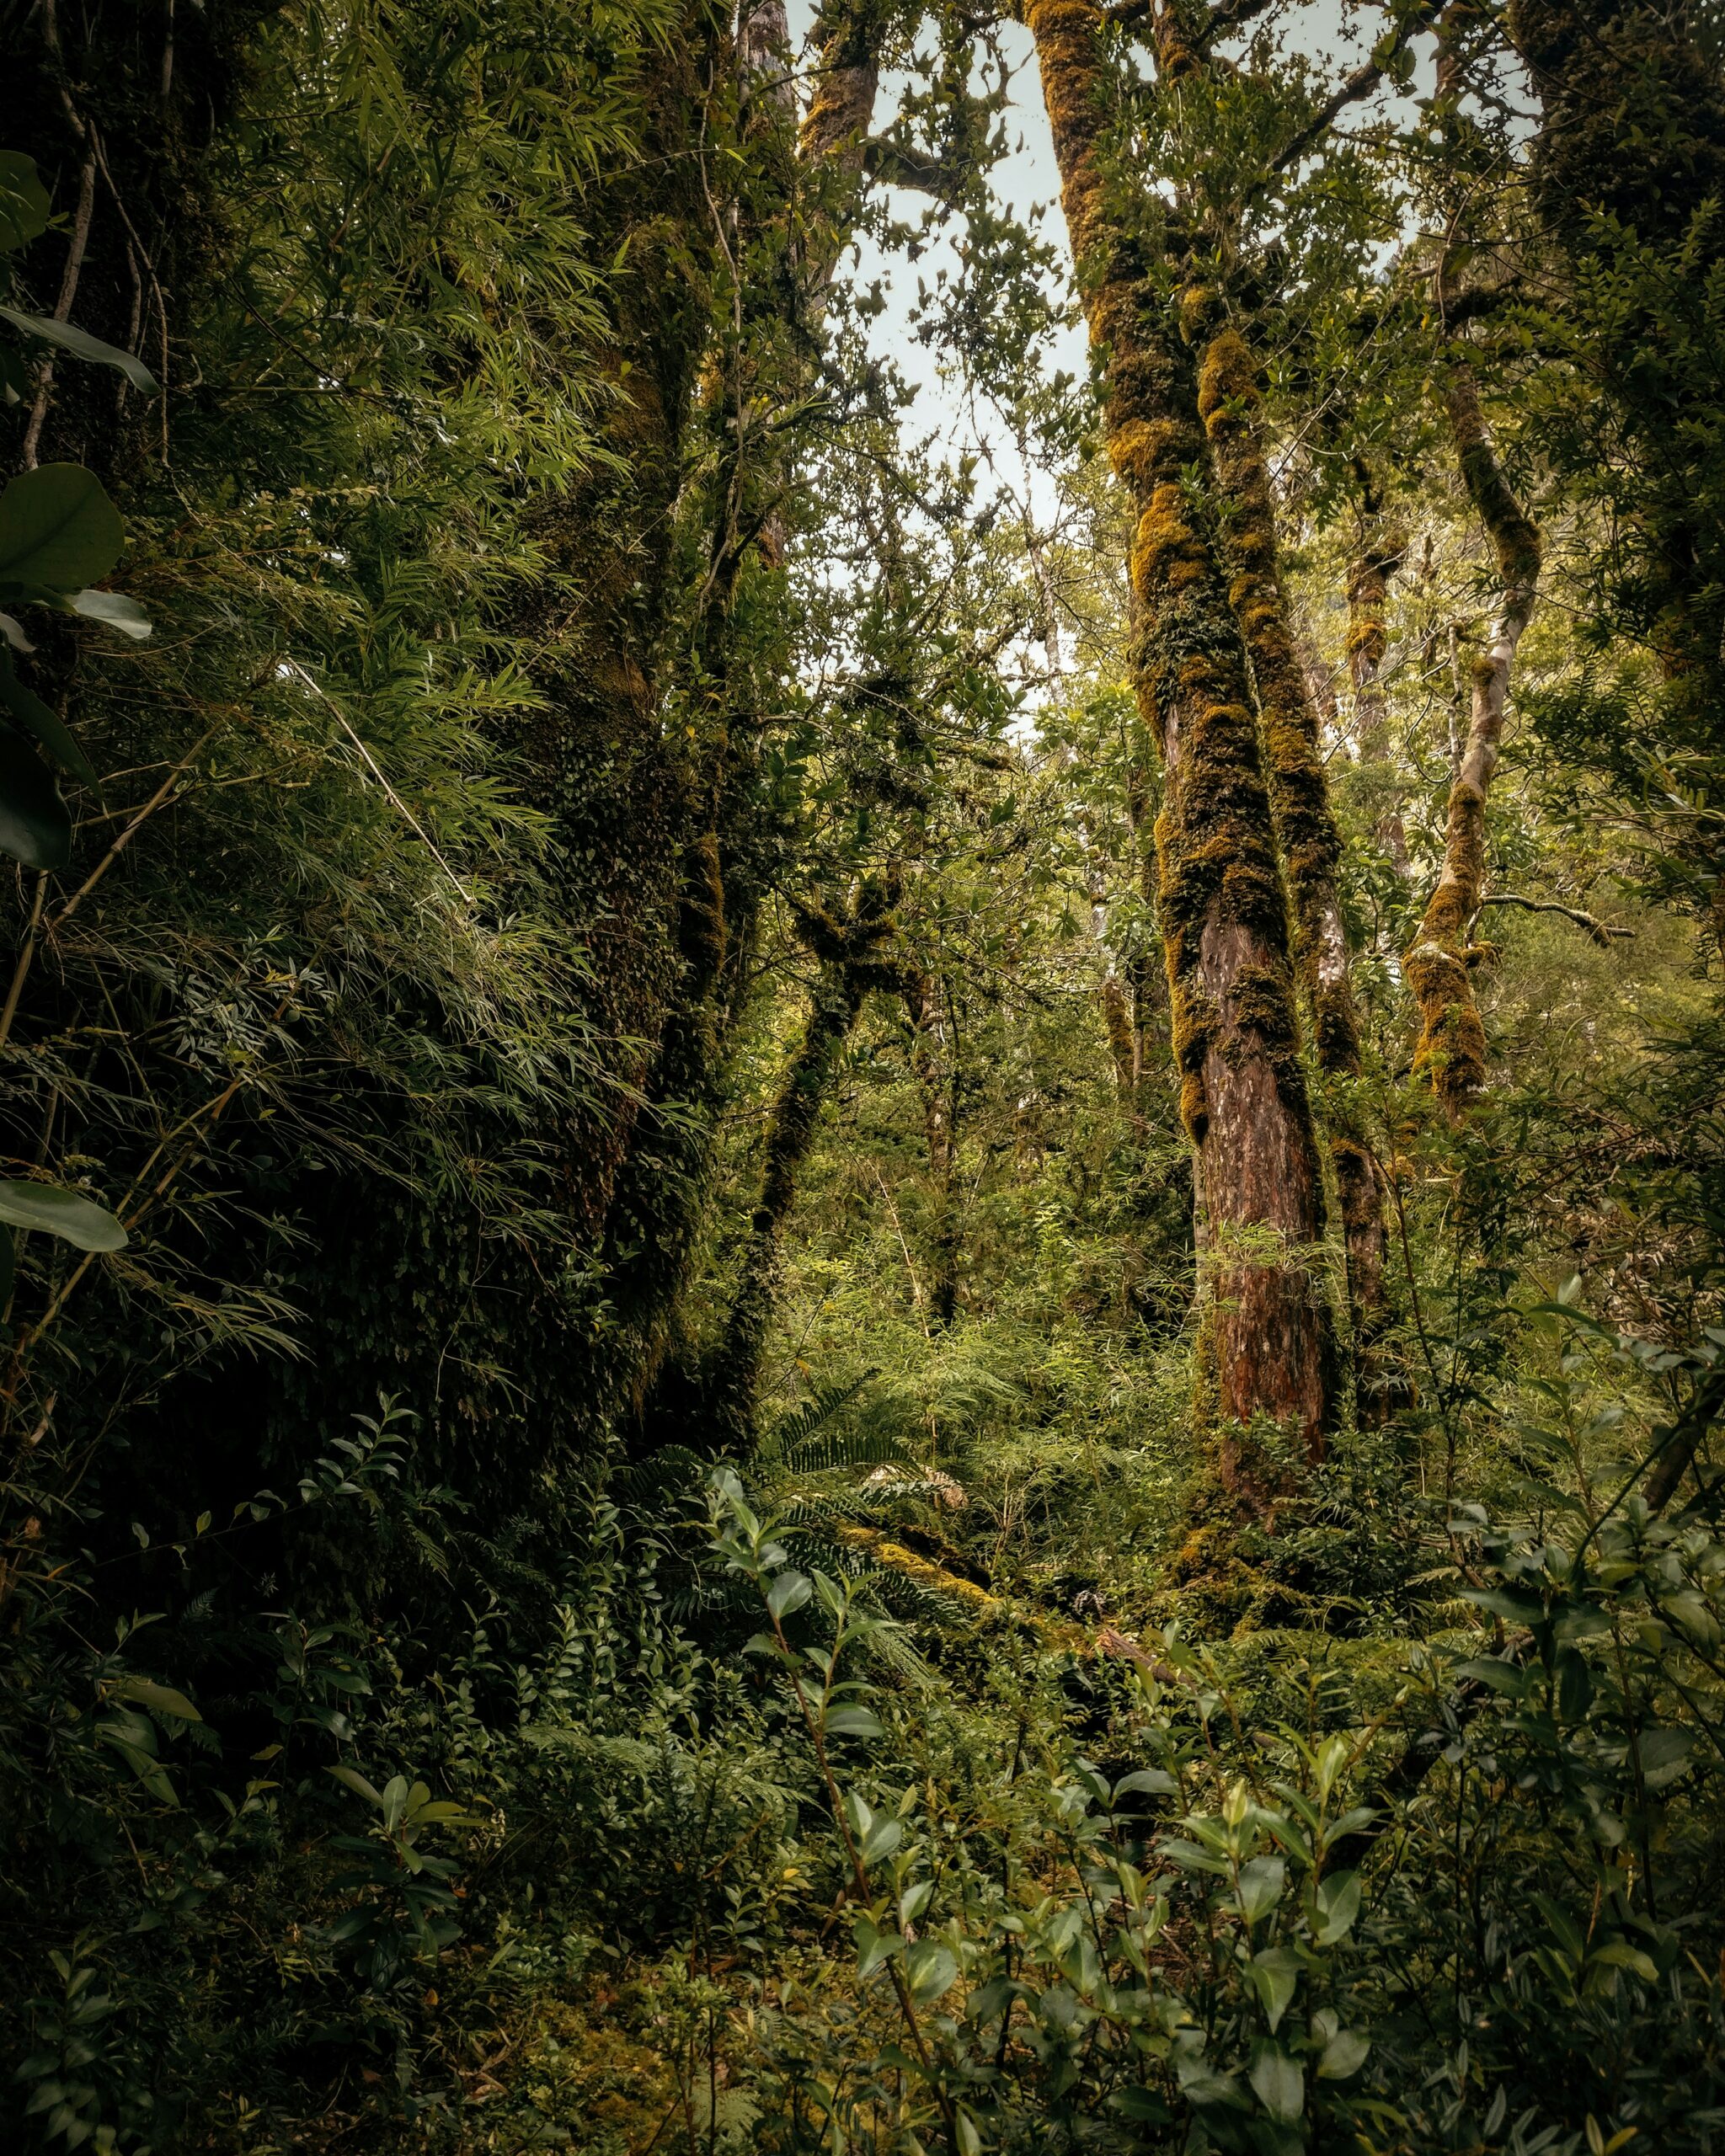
[757,1372,878,1463]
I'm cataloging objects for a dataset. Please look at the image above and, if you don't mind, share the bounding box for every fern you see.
[756,1373,879,1463]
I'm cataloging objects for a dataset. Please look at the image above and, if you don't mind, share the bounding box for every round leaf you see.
[0,1180,127,1251]
[0,464,125,595]
[0,726,71,868]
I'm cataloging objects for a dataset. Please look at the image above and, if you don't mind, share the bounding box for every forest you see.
[2,0,1724,2147]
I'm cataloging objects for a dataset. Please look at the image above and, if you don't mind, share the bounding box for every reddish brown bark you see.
[1028,0,1336,1475]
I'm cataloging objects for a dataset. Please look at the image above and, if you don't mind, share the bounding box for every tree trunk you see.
[604,0,895,1419]
[907,967,962,1327]
[1195,318,1397,1422]
[1405,359,1541,1117]
[707,962,868,1447]
[707,888,903,1444]
[1346,486,1411,875]
[1027,0,1336,1476]
[1509,0,1725,947]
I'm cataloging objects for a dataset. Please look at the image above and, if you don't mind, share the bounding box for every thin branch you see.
[1269,0,1448,177]
[1473,893,1634,947]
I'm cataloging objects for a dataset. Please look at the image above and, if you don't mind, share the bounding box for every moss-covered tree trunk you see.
[598,0,894,1418]
[1194,318,1392,1410]
[1404,357,1541,1117]
[1028,0,1336,1477]
[707,890,903,1445]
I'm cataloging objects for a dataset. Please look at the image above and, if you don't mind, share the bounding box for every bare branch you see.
[1474,893,1634,947]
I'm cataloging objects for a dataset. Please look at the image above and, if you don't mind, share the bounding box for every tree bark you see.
[1508,0,1725,948]
[604,0,895,1421]
[708,890,904,1445]
[1346,485,1411,875]
[1404,358,1541,1117]
[1194,321,1394,1415]
[1027,0,1336,1476]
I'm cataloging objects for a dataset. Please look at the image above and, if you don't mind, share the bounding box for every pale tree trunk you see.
[1028,0,1336,1482]
[1405,358,1541,1116]
[1346,487,1411,875]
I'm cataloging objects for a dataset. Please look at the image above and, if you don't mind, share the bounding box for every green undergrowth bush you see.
[17,1288,1725,2153]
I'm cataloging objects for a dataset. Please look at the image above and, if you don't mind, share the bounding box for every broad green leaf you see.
[1315,1870,1361,1945]
[327,1763,384,1809]
[852,1914,905,1979]
[1534,1895,1585,1960]
[0,464,124,594]
[1460,1586,1546,1624]
[1249,1945,1301,2031]
[1637,1725,1694,1790]
[1587,1940,1658,1982]
[97,1725,178,1806]
[114,1677,201,1721]
[0,307,158,392]
[766,1568,810,1621]
[1249,2047,1304,2123]
[1317,2028,1370,2079]
[67,588,152,640]
[1660,1590,1720,1645]
[825,1705,884,1739]
[0,1181,126,1251]
[1235,1854,1285,1924]
[1176,2062,1251,2111]
[0,611,30,653]
[964,1977,1015,2025]
[1556,1646,1594,1721]
[0,726,70,868]
[1454,1657,1531,1700]
[858,1812,902,1865]
[0,655,96,781]
[905,1939,958,2004]
[0,154,51,252]
[1114,1767,1178,1800]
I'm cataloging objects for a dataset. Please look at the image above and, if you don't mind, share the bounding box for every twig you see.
[1472,893,1632,947]
[1269,0,1448,177]
[20,154,97,468]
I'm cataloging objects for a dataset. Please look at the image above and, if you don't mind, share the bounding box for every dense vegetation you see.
[3,0,1724,2148]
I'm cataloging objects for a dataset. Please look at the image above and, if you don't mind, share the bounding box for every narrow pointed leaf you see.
[0,1182,126,1250]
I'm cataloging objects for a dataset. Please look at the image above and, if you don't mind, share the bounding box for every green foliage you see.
[1,2,1724,2151]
